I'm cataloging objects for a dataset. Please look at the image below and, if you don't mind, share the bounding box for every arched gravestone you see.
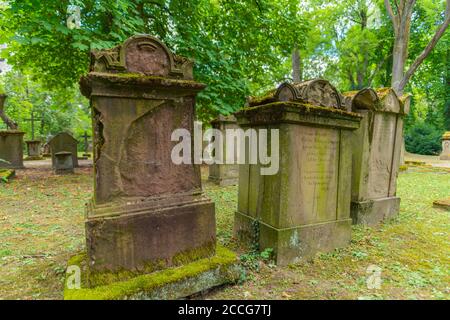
[75,35,238,297]
[234,80,361,265]
[345,88,410,225]
[48,132,79,168]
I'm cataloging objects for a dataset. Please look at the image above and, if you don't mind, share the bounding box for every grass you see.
[0,165,448,300]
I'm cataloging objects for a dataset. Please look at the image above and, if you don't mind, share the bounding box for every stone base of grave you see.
[234,211,352,265]
[55,168,74,175]
[351,197,400,226]
[63,245,241,300]
[24,156,44,161]
[208,175,239,187]
[433,198,450,211]
[85,194,216,274]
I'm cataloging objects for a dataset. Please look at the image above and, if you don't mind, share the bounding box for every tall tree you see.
[384,0,450,94]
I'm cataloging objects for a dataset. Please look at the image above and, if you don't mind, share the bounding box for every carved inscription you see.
[367,114,397,198]
[287,126,339,225]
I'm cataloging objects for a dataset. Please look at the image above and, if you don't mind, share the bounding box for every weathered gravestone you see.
[440,131,450,160]
[42,142,51,157]
[66,35,239,299]
[54,151,74,175]
[25,140,42,160]
[345,88,410,225]
[234,80,362,265]
[49,132,78,168]
[208,115,240,186]
[0,94,24,169]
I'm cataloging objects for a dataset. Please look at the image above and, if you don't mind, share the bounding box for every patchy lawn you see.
[0,166,448,300]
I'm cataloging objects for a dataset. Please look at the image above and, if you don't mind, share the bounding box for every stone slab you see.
[433,198,450,211]
[351,197,400,226]
[64,245,241,300]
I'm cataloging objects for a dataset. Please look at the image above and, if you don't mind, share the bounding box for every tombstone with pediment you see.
[208,115,240,186]
[69,35,239,299]
[345,88,410,226]
[234,80,361,265]
[49,132,78,168]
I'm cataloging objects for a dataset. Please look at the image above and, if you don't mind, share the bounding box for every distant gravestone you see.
[440,132,450,160]
[49,132,78,168]
[0,94,24,169]
[234,80,362,265]
[208,115,240,186]
[25,140,42,160]
[346,88,410,225]
[72,35,238,298]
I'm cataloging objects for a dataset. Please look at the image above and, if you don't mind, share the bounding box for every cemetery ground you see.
[0,161,448,300]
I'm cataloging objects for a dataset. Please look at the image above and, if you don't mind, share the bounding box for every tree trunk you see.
[391,20,411,95]
[0,95,18,130]
[292,45,302,82]
[445,48,450,130]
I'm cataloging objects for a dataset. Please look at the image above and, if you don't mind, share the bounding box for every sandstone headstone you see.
[48,132,78,168]
[208,115,240,186]
[345,88,410,225]
[234,80,361,265]
[0,131,25,169]
[54,151,74,175]
[79,35,219,279]
[25,140,42,160]
[440,132,450,160]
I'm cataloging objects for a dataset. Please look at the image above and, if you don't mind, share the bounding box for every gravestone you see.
[42,142,51,157]
[54,151,74,174]
[69,35,238,298]
[440,132,450,160]
[208,115,240,186]
[25,140,42,160]
[48,132,78,168]
[345,88,410,225]
[234,80,361,265]
[0,94,24,169]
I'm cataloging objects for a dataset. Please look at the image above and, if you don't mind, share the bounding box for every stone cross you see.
[81,131,91,154]
[23,111,42,140]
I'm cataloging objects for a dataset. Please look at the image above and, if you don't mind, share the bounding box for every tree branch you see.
[384,0,397,28]
[368,53,392,86]
[398,0,450,92]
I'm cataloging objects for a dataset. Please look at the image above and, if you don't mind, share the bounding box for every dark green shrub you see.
[405,122,443,155]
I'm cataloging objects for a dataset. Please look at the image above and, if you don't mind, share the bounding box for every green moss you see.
[239,101,361,119]
[64,245,239,300]
[0,169,15,183]
[247,89,277,106]
[86,241,217,287]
